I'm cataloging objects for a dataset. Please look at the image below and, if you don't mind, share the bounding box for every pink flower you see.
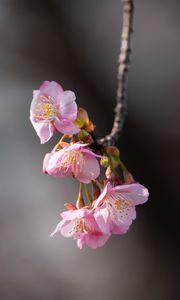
[43,143,102,183]
[50,207,110,249]
[30,81,79,144]
[93,182,149,235]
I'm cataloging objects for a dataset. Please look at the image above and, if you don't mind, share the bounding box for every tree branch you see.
[100,0,134,145]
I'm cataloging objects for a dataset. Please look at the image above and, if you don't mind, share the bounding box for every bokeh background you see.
[0,0,180,299]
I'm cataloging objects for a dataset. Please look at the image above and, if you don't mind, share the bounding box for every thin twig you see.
[100,0,134,145]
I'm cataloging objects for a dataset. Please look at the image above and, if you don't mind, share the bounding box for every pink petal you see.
[31,121,54,144]
[50,219,65,237]
[110,222,130,234]
[110,202,136,225]
[113,183,149,205]
[94,207,111,234]
[106,190,136,225]
[94,200,134,235]
[39,81,63,102]
[61,208,90,220]
[80,232,110,249]
[44,149,72,177]
[66,143,89,151]
[33,90,39,98]
[54,118,79,134]
[76,154,100,183]
[43,152,52,173]
[59,90,78,121]
[93,182,112,209]
[59,220,75,237]
[82,148,106,158]
[77,239,83,249]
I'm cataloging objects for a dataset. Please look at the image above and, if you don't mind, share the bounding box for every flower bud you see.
[84,120,96,132]
[74,108,89,129]
[102,146,120,171]
[100,157,109,168]
[105,167,122,186]
[105,166,114,180]
[108,155,120,171]
[78,129,93,143]
[64,202,76,210]
[76,195,85,209]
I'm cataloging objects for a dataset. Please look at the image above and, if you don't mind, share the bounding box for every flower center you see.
[70,219,85,238]
[60,150,83,176]
[107,192,131,215]
[33,95,57,122]
[115,198,130,212]
[74,219,84,233]
[72,218,96,237]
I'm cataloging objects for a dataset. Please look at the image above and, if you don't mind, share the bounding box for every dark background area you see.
[0,0,180,299]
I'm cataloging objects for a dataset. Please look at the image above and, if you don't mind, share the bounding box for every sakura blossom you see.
[43,142,101,183]
[30,81,79,144]
[50,207,110,249]
[93,182,149,235]
[30,79,149,250]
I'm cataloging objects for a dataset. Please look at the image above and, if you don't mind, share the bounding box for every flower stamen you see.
[33,95,57,122]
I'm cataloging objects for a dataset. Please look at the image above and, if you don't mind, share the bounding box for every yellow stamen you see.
[33,95,57,122]
[60,151,82,175]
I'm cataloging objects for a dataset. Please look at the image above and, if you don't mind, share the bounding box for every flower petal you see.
[110,222,130,234]
[92,182,112,209]
[43,152,53,173]
[113,183,149,205]
[80,232,110,249]
[50,219,65,237]
[54,118,79,134]
[110,200,136,225]
[82,148,106,158]
[44,149,72,177]
[39,81,63,103]
[94,207,111,234]
[59,220,75,237]
[65,143,88,151]
[61,208,90,220]
[76,154,100,183]
[59,90,77,121]
[31,121,54,144]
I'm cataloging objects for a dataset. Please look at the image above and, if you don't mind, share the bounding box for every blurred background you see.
[0,0,180,299]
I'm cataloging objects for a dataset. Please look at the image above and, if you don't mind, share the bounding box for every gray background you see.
[0,0,179,299]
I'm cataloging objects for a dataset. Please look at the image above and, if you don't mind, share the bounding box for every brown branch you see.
[100,0,134,145]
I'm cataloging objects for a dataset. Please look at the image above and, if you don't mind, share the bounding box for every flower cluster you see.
[30,81,149,249]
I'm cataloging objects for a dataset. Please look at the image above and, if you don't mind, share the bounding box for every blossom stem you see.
[118,159,135,182]
[92,179,103,191]
[76,182,85,208]
[85,184,93,205]
[108,156,116,172]
[79,181,83,194]
[99,0,134,145]
[54,134,72,150]
[118,158,127,172]
[59,134,72,144]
